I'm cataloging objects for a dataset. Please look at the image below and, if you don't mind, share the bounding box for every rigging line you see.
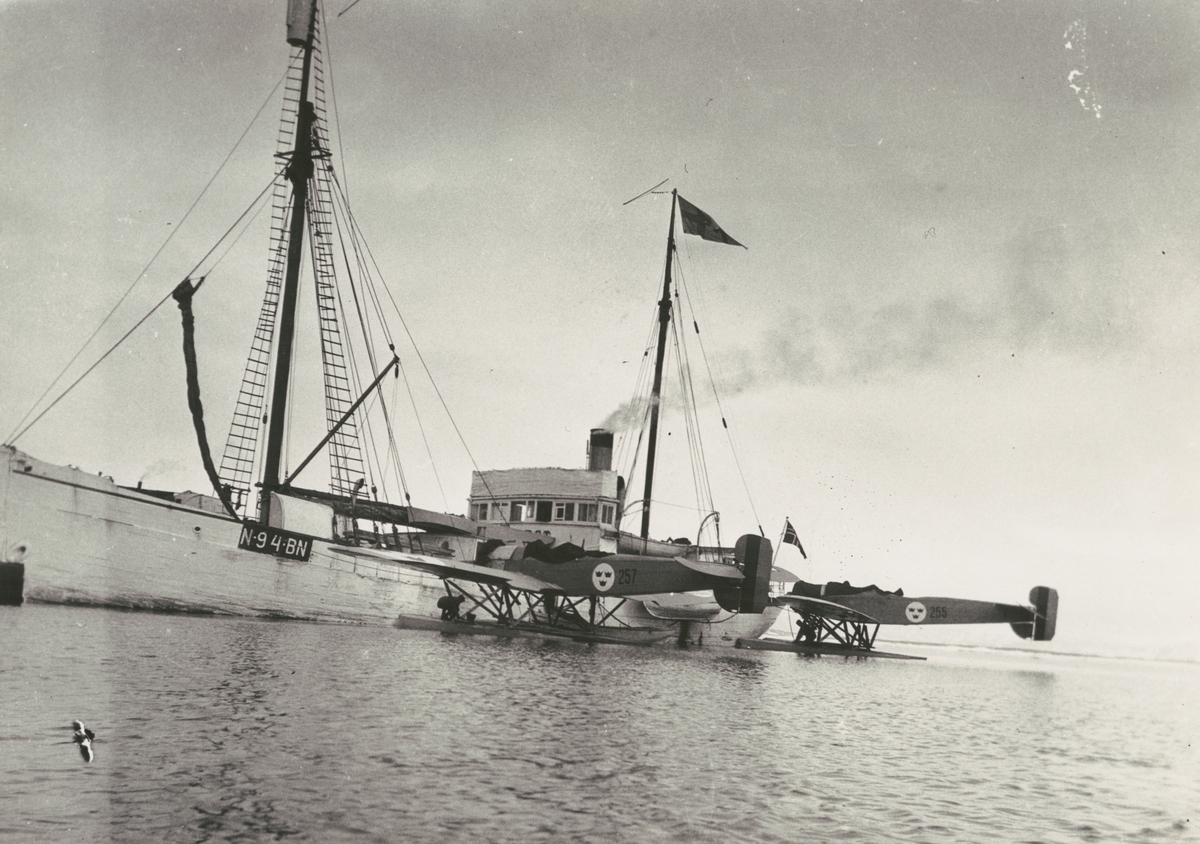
[384,358,413,503]
[8,286,178,445]
[5,73,289,446]
[347,232,491,486]
[330,257,376,495]
[324,173,449,510]
[384,372,408,501]
[329,233,395,508]
[668,291,712,529]
[317,173,482,503]
[326,167,395,349]
[397,351,451,508]
[344,193,397,356]
[326,183,440,508]
[7,175,280,446]
[620,383,653,523]
[622,178,669,206]
[192,179,278,280]
[672,266,716,518]
[334,200,491,507]
[616,283,663,462]
[624,292,662,462]
[320,1,352,203]
[323,184,385,476]
[675,249,763,536]
[337,199,390,359]
[613,311,657,492]
[306,190,358,494]
[329,176,380,374]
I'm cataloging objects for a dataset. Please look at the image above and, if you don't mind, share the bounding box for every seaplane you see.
[339,532,776,646]
[736,551,1058,660]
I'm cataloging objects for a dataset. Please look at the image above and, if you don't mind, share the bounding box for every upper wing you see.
[331,546,561,593]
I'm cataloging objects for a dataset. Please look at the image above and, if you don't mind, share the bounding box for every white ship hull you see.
[1,446,779,644]
[1,447,446,623]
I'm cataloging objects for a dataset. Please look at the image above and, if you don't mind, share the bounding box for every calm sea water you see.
[1,605,1195,844]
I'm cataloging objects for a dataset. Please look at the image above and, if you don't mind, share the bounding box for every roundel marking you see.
[905,601,927,624]
[592,562,616,592]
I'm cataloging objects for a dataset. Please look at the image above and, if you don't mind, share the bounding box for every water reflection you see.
[1,606,1195,844]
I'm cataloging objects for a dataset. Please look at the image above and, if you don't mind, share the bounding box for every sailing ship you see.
[0,1,780,645]
[0,0,470,622]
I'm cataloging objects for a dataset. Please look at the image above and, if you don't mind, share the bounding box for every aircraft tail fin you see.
[1010,586,1058,641]
[1030,586,1057,641]
[714,534,773,614]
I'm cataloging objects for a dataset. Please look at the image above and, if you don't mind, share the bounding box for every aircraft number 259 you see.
[617,568,637,586]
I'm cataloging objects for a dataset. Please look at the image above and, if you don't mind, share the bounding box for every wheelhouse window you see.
[579,503,597,523]
[553,502,575,522]
[601,504,615,525]
[474,502,489,521]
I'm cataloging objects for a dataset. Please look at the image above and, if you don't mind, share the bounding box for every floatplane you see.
[377,187,786,647]
[741,572,1059,660]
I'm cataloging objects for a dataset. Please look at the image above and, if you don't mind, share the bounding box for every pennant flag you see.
[677,195,745,248]
[782,519,806,559]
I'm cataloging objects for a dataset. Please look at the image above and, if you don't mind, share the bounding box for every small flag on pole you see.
[677,195,746,248]
[782,519,806,559]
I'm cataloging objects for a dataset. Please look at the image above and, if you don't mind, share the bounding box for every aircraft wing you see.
[773,593,879,625]
[331,546,561,593]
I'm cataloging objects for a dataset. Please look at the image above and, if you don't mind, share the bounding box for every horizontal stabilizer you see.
[672,555,743,583]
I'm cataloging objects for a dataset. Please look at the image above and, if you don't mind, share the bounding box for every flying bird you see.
[71,720,95,762]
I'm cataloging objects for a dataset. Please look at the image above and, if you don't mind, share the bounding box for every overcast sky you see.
[2,0,1197,658]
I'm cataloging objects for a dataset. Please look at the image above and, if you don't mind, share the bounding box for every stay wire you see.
[5,71,288,446]
[336,206,488,501]
[8,175,280,447]
[325,173,444,506]
[676,235,764,536]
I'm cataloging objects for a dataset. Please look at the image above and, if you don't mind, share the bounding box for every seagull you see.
[71,720,95,763]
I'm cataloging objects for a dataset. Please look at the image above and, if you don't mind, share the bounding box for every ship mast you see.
[260,0,319,524]
[640,190,678,540]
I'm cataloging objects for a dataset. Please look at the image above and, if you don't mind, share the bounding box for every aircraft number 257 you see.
[617,568,637,586]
